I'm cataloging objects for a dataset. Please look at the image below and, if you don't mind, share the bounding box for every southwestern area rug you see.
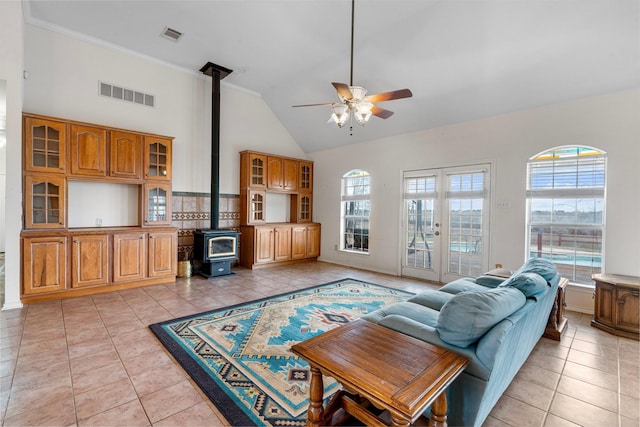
[149,278,414,426]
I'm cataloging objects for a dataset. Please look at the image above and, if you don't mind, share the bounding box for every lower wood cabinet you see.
[21,227,177,303]
[23,236,67,295]
[113,232,146,283]
[240,223,321,269]
[592,273,640,340]
[148,231,178,277]
[72,235,109,288]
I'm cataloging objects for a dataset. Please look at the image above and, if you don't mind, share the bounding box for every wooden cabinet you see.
[70,124,107,177]
[110,131,142,180]
[291,193,313,223]
[267,156,298,192]
[306,223,321,258]
[592,274,640,340]
[23,236,67,295]
[255,226,275,264]
[24,174,66,229]
[240,223,321,269]
[113,232,146,283]
[274,225,292,261]
[241,151,267,189]
[148,231,177,277]
[24,117,66,174]
[71,235,109,288]
[21,114,177,303]
[144,136,172,181]
[292,224,321,259]
[142,183,172,226]
[240,189,266,225]
[299,160,313,193]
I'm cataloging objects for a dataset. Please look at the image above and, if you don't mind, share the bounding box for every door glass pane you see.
[447,171,486,277]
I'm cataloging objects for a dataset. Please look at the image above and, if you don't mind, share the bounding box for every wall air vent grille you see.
[161,26,183,41]
[99,82,155,107]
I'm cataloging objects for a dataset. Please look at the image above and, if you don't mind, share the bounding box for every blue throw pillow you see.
[499,272,548,299]
[436,287,526,347]
[519,258,558,282]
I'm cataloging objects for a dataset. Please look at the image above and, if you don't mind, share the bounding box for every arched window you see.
[526,146,606,284]
[341,169,370,253]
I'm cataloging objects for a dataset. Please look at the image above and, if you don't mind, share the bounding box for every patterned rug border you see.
[148,278,413,426]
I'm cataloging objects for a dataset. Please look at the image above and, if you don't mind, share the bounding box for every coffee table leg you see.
[427,392,448,427]
[307,366,324,427]
[390,415,411,427]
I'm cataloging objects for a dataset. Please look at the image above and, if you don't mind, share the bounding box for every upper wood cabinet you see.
[267,156,298,192]
[142,183,172,226]
[24,117,66,174]
[70,124,107,177]
[144,136,172,181]
[241,151,267,189]
[24,174,66,229]
[110,131,142,180]
[299,161,313,193]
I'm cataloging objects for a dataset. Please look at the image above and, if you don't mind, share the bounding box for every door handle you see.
[434,231,440,236]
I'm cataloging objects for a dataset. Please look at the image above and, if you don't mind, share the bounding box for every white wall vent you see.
[161,26,183,42]
[99,82,155,107]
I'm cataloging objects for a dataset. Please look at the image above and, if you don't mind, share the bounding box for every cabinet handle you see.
[73,240,79,243]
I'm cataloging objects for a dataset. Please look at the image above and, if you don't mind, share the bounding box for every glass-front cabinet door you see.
[24,117,66,174]
[143,183,172,226]
[144,136,172,181]
[25,174,66,229]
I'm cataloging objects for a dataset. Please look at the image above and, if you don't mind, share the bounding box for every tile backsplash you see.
[172,192,240,261]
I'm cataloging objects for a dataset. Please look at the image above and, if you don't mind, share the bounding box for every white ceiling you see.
[25,0,640,153]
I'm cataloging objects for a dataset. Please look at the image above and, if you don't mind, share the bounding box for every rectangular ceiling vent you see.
[161,26,183,42]
[99,81,155,107]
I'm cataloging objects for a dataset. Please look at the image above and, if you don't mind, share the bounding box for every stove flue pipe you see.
[199,62,233,230]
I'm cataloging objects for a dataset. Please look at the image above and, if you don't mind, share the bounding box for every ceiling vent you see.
[99,81,155,107]
[161,26,183,42]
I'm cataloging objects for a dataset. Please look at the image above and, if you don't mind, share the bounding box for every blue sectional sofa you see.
[362,258,561,427]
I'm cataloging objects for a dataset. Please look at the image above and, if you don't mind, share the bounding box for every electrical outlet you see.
[95,218,103,226]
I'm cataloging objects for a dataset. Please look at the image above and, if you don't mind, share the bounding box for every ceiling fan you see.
[293,0,413,132]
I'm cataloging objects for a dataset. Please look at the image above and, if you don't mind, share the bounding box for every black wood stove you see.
[193,62,240,278]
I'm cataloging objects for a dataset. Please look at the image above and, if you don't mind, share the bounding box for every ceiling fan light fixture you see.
[349,86,367,102]
[354,101,373,125]
[331,104,350,128]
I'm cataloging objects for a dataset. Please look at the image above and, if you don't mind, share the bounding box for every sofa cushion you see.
[499,272,548,299]
[361,301,440,328]
[475,275,508,288]
[439,278,491,295]
[436,287,526,347]
[408,290,454,311]
[518,258,558,282]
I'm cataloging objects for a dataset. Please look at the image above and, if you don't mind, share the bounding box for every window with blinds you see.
[341,169,370,253]
[526,146,606,285]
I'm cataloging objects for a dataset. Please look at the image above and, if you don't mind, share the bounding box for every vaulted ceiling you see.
[25,0,639,153]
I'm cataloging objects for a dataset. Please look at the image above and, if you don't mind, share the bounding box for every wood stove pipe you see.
[199,62,233,230]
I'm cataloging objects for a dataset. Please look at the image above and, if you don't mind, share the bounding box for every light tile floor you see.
[1,262,638,426]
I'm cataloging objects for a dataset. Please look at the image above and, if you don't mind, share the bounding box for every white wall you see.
[0,1,24,310]
[23,24,305,196]
[310,89,640,311]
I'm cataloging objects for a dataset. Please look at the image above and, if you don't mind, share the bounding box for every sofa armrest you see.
[374,315,491,380]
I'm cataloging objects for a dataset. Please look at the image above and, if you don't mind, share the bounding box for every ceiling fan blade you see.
[292,102,335,108]
[371,105,394,119]
[365,88,413,103]
[332,82,353,101]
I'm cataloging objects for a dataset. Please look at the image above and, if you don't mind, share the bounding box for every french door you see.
[402,164,491,283]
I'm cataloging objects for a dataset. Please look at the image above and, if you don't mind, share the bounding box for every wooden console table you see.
[290,319,468,427]
[591,274,640,340]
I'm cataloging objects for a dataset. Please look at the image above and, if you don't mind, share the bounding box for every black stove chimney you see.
[199,62,232,229]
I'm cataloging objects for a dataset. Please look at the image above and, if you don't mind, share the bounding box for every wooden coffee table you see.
[290,319,468,427]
